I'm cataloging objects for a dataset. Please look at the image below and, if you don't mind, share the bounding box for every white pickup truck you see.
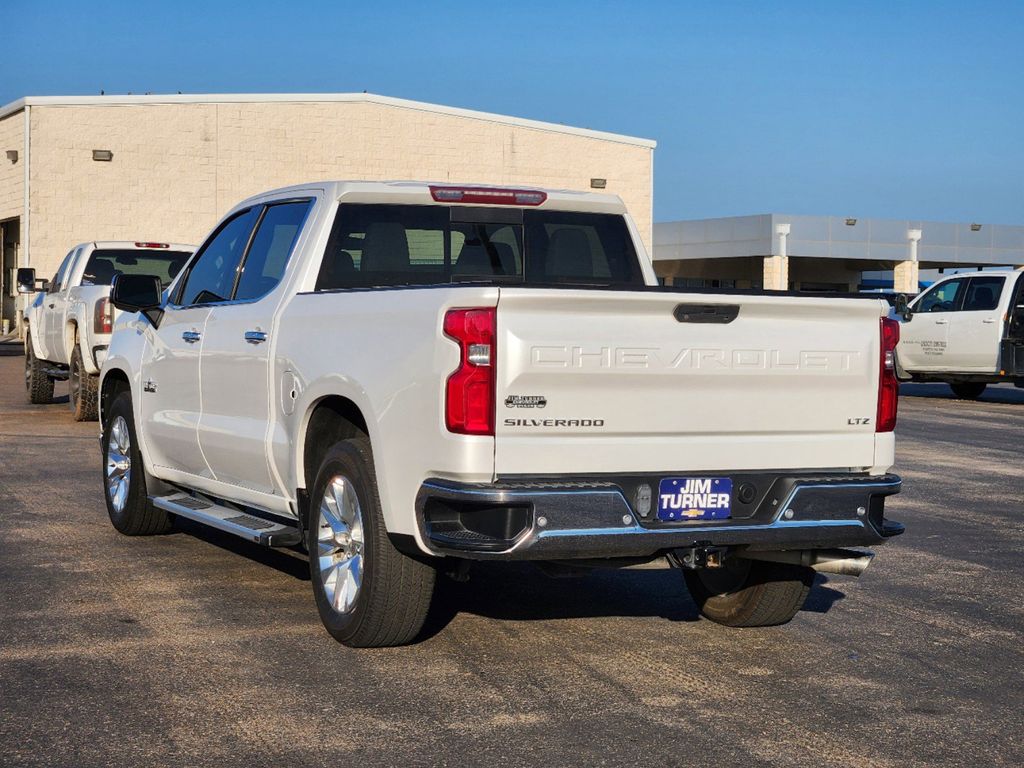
[894,268,1024,398]
[17,241,194,419]
[99,181,904,647]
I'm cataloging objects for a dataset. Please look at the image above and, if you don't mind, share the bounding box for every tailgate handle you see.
[673,303,740,324]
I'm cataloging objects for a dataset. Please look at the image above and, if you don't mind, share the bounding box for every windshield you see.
[82,248,192,287]
[315,204,644,290]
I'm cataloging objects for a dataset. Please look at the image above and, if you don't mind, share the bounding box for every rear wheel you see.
[102,391,171,535]
[683,557,813,627]
[24,334,54,405]
[70,345,99,421]
[950,382,986,400]
[308,437,435,647]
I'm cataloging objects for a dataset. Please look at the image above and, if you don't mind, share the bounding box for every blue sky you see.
[2,0,1021,224]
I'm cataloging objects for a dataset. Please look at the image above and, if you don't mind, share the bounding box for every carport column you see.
[764,223,790,290]
[894,229,922,294]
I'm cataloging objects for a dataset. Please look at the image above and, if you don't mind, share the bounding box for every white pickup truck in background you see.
[895,267,1024,398]
[18,241,194,419]
[99,181,904,647]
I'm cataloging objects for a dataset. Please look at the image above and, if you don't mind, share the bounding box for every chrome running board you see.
[151,493,301,547]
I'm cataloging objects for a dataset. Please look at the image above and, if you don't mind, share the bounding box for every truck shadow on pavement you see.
[900,382,1024,404]
[168,520,847,639]
[419,564,848,640]
[170,517,311,582]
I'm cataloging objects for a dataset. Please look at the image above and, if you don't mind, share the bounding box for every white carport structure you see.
[654,214,1024,293]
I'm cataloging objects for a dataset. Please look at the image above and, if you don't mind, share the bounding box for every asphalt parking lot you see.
[0,353,1021,768]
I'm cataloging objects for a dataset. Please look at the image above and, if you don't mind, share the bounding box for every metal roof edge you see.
[0,93,656,148]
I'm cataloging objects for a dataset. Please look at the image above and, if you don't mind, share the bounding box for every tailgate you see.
[494,289,886,476]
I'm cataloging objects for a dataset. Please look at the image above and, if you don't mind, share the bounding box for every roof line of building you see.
[0,92,657,149]
[656,213,1022,231]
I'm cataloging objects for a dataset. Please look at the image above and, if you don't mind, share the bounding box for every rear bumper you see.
[415,472,902,560]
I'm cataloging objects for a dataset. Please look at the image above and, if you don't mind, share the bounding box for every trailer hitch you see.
[668,544,729,570]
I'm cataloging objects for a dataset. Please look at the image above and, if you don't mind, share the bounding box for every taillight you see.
[94,297,113,335]
[429,185,547,206]
[877,317,900,432]
[134,242,169,248]
[444,308,496,435]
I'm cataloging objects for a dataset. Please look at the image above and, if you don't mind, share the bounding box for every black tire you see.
[70,345,99,421]
[683,558,813,627]
[101,391,171,535]
[307,437,435,647]
[24,333,54,405]
[950,382,986,400]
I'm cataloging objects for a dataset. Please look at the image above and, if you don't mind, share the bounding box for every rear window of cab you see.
[315,204,643,290]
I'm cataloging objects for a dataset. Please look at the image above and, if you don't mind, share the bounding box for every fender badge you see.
[505,394,547,409]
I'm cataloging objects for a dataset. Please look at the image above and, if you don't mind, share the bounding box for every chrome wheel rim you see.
[106,416,132,513]
[317,475,365,614]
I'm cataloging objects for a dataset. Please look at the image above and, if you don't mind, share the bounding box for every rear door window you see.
[315,204,642,290]
[234,200,313,301]
[961,276,1005,311]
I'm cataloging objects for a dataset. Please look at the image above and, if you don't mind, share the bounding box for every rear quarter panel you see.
[67,284,113,373]
[273,286,500,539]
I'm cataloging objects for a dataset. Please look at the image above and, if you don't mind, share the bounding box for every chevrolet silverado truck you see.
[17,241,194,419]
[99,181,904,648]
[894,267,1024,399]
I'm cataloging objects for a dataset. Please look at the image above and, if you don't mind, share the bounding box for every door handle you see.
[244,330,268,344]
[982,318,997,324]
[182,330,201,343]
[934,319,948,325]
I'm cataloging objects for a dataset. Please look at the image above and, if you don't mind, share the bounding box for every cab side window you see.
[961,276,1004,312]
[915,278,965,313]
[177,207,261,306]
[49,250,76,293]
[234,201,312,302]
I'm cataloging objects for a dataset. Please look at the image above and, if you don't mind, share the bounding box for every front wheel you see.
[308,437,435,647]
[24,334,54,405]
[683,558,813,627]
[102,392,171,535]
[950,382,986,400]
[70,345,99,421]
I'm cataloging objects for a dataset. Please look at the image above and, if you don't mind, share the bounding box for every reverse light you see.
[444,308,496,435]
[877,317,900,432]
[429,185,547,206]
[94,296,113,335]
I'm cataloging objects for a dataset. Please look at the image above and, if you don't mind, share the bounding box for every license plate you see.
[657,477,733,521]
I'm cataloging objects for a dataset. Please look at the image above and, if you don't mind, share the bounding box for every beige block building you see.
[0,93,655,330]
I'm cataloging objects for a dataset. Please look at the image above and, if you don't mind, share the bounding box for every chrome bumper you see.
[415,473,902,560]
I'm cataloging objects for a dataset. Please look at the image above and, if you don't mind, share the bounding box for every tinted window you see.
[316,204,642,290]
[524,210,642,285]
[915,279,964,313]
[82,249,192,287]
[177,207,261,305]
[234,201,312,301]
[317,204,448,289]
[961,276,1004,311]
[50,251,75,293]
